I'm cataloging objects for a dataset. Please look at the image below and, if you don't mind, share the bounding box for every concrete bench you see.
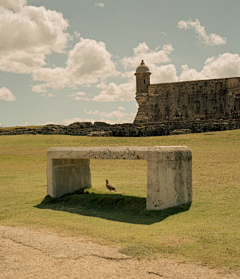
[47,146,192,210]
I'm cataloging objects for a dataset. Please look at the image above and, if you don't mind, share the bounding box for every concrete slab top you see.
[47,146,191,160]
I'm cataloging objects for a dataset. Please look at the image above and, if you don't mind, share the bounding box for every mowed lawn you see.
[0,130,239,272]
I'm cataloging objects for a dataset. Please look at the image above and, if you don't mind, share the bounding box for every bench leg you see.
[146,150,192,210]
[47,159,91,198]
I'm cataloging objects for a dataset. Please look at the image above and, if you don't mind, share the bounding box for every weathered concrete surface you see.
[47,158,91,198]
[146,147,192,210]
[47,146,192,210]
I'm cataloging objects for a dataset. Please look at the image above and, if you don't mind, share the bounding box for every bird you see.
[106,180,117,192]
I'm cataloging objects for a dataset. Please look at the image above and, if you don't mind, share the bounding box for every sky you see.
[0,0,240,127]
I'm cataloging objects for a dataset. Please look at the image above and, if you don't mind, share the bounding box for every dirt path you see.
[0,226,239,279]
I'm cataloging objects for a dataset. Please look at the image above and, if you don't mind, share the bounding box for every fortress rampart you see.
[134,61,240,124]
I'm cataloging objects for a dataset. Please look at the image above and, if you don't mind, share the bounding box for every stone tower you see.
[134,60,151,123]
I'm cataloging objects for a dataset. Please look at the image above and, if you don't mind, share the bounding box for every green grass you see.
[0,125,44,130]
[0,131,239,272]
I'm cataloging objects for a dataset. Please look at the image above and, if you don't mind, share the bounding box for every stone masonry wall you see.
[134,77,240,123]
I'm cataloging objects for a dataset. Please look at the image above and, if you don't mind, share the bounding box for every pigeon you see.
[106,180,117,192]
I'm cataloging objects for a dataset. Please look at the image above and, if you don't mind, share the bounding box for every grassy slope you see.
[0,131,239,272]
[0,125,44,130]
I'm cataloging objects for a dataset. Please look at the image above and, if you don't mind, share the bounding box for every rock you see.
[0,119,240,137]
[94,122,110,127]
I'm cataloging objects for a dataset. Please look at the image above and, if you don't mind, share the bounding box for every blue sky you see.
[0,0,240,127]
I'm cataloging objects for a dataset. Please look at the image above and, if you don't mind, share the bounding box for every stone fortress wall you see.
[134,61,240,124]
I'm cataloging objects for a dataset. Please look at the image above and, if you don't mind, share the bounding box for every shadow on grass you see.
[35,191,191,225]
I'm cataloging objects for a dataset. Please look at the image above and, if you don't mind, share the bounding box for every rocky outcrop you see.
[0,119,240,137]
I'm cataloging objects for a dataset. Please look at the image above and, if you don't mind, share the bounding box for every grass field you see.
[0,130,239,272]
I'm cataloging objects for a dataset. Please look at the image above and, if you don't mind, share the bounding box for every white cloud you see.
[63,117,83,124]
[67,91,91,101]
[95,79,107,89]
[180,65,206,81]
[118,106,125,111]
[93,81,135,102]
[0,87,16,101]
[32,38,118,91]
[44,121,55,125]
[180,53,240,81]
[32,67,69,90]
[122,42,174,70]
[94,3,104,8]
[177,19,227,46]
[203,53,240,77]
[32,84,48,93]
[0,5,70,73]
[0,0,27,11]
[40,93,54,97]
[74,92,86,96]
[74,31,81,38]
[120,70,134,79]
[151,64,178,83]
[84,106,135,123]
[66,38,117,80]
[62,117,94,125]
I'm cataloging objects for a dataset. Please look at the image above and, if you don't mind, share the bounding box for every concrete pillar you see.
[47,158,91,198]
[147,148,192,210]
